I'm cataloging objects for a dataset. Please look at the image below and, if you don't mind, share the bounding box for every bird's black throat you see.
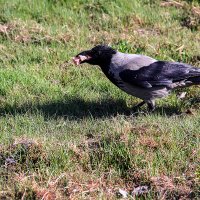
[100,63,123,86]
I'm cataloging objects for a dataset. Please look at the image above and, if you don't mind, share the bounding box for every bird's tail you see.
[187,67,200,84]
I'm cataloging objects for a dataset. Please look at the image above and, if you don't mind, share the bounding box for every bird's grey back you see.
[110,52,157,72]
[109,52,157,81]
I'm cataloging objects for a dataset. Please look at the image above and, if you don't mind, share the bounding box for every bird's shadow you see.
[0,96,183,120]
[0,97,130,120]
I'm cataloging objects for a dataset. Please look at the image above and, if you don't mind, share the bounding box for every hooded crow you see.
[73,45,200,111]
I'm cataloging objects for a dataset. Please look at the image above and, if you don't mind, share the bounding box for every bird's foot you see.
[131,101,146,114]
[130,100,156,115]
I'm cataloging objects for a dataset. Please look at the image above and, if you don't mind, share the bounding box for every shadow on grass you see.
[0,97,130,119]
[0,96,183,120]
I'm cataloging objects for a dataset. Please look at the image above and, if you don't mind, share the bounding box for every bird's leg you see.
[132,101,146,111]
[147,100,155,112]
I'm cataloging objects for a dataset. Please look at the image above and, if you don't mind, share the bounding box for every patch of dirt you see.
[151,175,197,199]
[181,13,200,31]
[139,136,159,149]
[192,6,200,17]
[160,0,185,8]
[0,138,48,171]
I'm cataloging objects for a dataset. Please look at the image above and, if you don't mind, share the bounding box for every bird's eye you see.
[97,51,101,55]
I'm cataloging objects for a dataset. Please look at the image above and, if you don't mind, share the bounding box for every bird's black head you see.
[73,45,117,66]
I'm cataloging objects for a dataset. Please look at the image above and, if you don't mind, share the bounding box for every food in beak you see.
[72,55,90,65]
[73,57,81,65]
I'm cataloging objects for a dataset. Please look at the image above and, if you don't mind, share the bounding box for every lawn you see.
[0,0,199,199]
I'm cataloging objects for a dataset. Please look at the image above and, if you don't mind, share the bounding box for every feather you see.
[119,61,200,88]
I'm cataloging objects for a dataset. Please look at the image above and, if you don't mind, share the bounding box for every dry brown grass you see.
[0,20,71,44]
[0,0,199,199]
[160,0,185,8]
[151,175,197,199]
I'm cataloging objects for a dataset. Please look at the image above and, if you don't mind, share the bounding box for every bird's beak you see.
[72,55,91,65]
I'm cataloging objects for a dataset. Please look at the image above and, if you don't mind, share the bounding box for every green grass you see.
[0,0,199,199]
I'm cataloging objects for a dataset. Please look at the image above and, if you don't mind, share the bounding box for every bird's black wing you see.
[119,61,200,88]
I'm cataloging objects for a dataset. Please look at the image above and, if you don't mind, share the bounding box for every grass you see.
[0,0,200,199]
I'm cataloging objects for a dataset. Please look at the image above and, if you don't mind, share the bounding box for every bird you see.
[73,45,200,111]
